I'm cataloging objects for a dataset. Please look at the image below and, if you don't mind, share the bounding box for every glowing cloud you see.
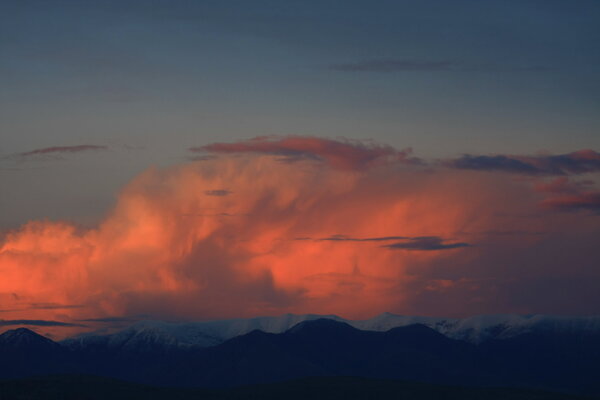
[1,139,599,337]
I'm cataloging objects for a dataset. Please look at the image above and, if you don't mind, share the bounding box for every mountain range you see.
[63,312,600,349]
[1,314,599,395]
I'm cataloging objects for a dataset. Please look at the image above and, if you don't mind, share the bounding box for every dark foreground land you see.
[0,375,595,400]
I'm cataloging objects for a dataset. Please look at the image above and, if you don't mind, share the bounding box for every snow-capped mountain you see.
[3,319,600,394]
[62,313,600,349]
[355,313,600,343]
[0,327,60,351]
[62,313,345,349]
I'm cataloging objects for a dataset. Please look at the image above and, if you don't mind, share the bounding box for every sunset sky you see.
[1,0,599,338]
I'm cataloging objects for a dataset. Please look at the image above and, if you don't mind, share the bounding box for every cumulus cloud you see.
[192,136,421,170]
[447,149,600,176]
[1,137,599,338]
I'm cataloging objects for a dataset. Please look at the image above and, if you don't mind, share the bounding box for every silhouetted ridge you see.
[286,318,358,335]
[384,323,459,345]
[0,318,599,394]
[0,328,60,350]
[1,327,44,340]
[0,328,72,379]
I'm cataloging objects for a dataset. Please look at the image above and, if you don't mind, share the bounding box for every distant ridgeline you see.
[1,314,600,396]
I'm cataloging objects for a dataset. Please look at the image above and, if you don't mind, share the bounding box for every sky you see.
[0,0,599,338]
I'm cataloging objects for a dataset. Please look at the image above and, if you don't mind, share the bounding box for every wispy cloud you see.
[0,319,86,327]
[446,150,600,176]
[0,303,85,313]
[329,59,550,73]
[193,136,421,170]
[330,59,454,72]
[299,235,471,251]
[298,234,408,242]
[541,192,600,214]
[534,177,594,194]
[18,145,108,157]
[78,316,141,323]
[383,236,470,251]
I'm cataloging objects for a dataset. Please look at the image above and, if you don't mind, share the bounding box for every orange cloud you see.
[1,149,599,338]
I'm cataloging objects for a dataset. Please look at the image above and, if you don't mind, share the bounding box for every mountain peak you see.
[287,318,357,335]
[0,327,58,348]
[1,327,41,339]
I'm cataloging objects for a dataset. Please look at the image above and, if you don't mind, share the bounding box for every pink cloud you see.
[1,139,599,338]
[192,136,420,170]
[541,191,600,213]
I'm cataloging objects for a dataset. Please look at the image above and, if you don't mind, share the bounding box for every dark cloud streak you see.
[447,150,600,176]
[312,234,409,242]
[193,136,421,170]
[79,317,141,323]
[383,236,470,251]
[0,303,85,313]
[0,320,86,327]
[541,192,600,214]
[19,145,108,157]
[299,235,471,251]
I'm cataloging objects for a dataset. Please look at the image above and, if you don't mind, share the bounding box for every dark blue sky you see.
[1,0,599,225]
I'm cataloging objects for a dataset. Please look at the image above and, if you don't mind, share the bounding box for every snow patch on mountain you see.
[62,313,600,349]
[354,313,600,343]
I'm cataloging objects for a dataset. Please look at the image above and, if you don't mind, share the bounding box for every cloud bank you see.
[1,137,599,337]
